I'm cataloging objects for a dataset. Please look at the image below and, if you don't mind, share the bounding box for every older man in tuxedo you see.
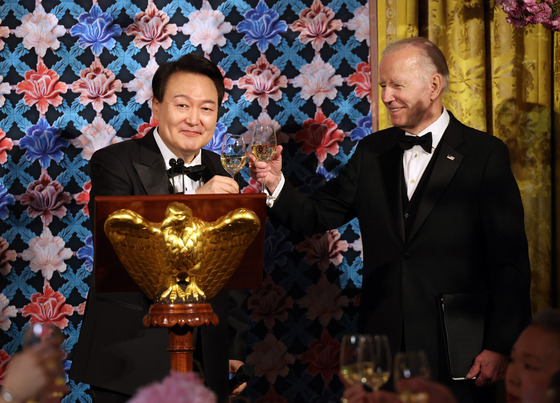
[70,54,246,403]
[249,37,531,402]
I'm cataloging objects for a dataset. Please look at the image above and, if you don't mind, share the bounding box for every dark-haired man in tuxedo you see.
[249,37,531,402]
[70,53,247,403]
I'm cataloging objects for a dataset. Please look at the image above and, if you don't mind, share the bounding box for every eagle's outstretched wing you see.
[104,209,173,300]
[191,208,261,299]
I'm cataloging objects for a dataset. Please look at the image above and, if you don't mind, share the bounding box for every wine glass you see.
[251,124,276,192]
[361,334,392,391]
[221,133,247,178]
[339,334,370,402]
[393,350,431,403]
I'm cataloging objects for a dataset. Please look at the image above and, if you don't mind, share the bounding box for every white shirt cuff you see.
[265,174,285,207]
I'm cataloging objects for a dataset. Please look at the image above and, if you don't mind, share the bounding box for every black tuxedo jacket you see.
[70,130,247,402]
[271,113,531,383]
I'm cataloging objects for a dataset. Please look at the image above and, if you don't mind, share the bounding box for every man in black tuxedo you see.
[70,54,247,403]
[249,37,531,402]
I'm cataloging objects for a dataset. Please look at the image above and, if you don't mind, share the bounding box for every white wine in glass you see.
[339,334,370,402]
[393,350,431,403]
[361,334,392,391]
[221,133,246,177]
[251,124,276,192]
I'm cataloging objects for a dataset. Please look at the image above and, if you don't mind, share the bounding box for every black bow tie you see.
[167,164,206,181]
[396,132,433,153]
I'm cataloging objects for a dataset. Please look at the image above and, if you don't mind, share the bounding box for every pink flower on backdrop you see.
[22,283,73,329]
[347,4,370,45]
[218,65,232,103]
[238,54,288,108]
[183,2,232,54]
[15,62,68,114]
[299,329,341,385]
[0,75,10,108]
[295,111,345,163]
[14,5,66,57]
[126,3,177,56]
[72,60,123,112]
[0,294,17,331]
[298,275,350,327]
[295,228,348,271]
[72,116,122,160]
[21,228,72,280]
[255,388,290,403]
[0,350,10,381]
[0,129,13,164]
[133,117,158,139]
[293,55,343,105]
[248,274,294,329]
[19,171,72,226]
[241,178,262,194]
[0,237,16,276]
[247,333,295,383]
[247,113,289,144]
[351,236,363,261]
[75,181,91,217]
[128,59,159,105]
[129,371,216,403]
[77,301,87,316]
[348,59,372,102]
[0,22,9,51]
[291,0,342,52]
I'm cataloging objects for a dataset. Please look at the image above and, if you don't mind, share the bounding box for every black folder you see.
[439,292,487,380]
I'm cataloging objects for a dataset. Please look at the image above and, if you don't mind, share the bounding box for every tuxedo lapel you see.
[132,131,171,195]
[408,119,464,241]
[379,139,406,241]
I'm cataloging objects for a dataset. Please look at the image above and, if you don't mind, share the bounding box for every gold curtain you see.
[371,0,556,312]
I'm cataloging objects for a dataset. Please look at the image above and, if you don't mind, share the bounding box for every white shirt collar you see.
[153,126,202,169]
[404,107,450,152]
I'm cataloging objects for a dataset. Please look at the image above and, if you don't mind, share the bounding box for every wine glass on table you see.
[339,334,370,402]
[361,334,392,392]
[221,133,247,178]
[393,350,431,403]
[251,124,276,192]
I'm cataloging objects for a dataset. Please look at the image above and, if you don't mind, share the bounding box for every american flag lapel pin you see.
[446,154,455,161]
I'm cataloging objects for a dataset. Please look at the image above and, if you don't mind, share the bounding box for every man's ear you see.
[152,97,160,120]
[429,74,444,100]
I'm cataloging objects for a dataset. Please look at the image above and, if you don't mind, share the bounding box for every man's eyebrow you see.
[172,94,217,104]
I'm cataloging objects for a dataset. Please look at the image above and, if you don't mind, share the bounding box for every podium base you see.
[143,303,219,372]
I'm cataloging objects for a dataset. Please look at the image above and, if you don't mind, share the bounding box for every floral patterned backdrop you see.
[0,0,371,401]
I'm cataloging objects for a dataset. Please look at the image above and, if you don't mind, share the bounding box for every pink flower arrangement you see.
[497,0,560,31]
[129,371,216,403]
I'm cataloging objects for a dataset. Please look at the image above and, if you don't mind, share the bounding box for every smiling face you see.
[506,326,560,403]
[152,71,219,163]
[379,47,443,135]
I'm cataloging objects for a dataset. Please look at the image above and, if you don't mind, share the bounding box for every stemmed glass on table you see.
[361,334,392,392]
[393,350,431,403]
[221,133,247,178]
[339,334,392,402]
[250,124,276,192]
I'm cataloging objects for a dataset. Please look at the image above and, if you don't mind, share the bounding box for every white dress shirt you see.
[153,127,204,194]
[402,109,449,200]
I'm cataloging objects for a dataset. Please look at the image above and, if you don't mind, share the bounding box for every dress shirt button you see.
[403,252,411,259]
[404,213,409,219]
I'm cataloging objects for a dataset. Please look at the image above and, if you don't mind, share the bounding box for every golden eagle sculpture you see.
[104,202,260,304]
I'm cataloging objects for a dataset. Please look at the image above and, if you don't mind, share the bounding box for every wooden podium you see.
[92,193,266,372]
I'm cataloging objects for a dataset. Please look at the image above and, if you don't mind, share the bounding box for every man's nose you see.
[185,109,198,125]
[381,88,393,104]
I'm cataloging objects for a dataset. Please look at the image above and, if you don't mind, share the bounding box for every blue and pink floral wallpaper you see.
[0,0,371,401]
